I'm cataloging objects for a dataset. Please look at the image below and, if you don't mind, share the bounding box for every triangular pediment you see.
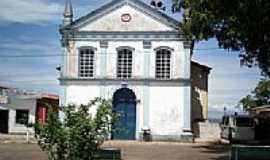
[64,0,180,32]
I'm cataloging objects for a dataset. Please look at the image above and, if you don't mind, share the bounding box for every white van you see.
[220,115,255,143]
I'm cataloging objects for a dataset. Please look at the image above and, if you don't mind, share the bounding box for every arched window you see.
[155,48,171,79]
[117,47,133,79]
[79,47,96,78]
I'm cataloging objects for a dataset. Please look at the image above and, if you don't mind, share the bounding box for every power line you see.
[0,80,57,84]
[0,49,237,58]
[194,48,226,50]
[0,54,63,58]
[0,73,57,77]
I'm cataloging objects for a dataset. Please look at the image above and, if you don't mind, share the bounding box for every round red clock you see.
[121,14,132,22]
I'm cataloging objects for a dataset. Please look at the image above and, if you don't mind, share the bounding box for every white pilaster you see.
[142,41,151,129]
[61,46,68,77]
[99,41,108,98]
[182,45,192,133]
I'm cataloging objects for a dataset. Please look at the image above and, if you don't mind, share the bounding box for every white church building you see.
[59,0,211,141]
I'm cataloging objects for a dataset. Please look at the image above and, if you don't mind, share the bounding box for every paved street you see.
[0,143,47,160]
[0,141,230,160]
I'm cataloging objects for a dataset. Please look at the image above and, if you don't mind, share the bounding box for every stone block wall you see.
[193,122,221,140]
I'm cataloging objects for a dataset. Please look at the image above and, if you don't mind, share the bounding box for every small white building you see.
[59,0,210,141]
[0,86,59,135]
[0,86,37,134]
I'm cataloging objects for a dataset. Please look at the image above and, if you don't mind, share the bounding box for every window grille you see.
[79,48,95,78]
[155,49,171,79]
[117,49,132,79]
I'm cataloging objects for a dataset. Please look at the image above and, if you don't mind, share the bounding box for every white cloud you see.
[0,0,62,24]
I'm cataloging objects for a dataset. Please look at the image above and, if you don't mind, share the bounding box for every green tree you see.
[172,0,270,77]
[240,79,270,110]
[37,106,67,160]
[36,98,119,160]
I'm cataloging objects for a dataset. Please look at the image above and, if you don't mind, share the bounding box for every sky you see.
[0,0,262,119]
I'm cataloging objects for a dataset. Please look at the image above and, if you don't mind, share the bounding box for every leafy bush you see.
[36,98,119,160]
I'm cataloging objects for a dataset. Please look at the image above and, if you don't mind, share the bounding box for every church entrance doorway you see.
[112,88,136,140]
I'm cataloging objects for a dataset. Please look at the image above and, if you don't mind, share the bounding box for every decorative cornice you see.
[154,46,174,51]
[116,46,135,51]
[59,77,191,86]
[63,31,184,41]
[78,46,97,51]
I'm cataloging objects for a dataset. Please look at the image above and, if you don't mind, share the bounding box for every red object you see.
[36,94,59,126]
[37,103,48,126]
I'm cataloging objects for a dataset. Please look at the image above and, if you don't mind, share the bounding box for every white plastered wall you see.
[79,5,175,32]
[149,86,182,136]
[64,84,144,140]
[7,96,36,134]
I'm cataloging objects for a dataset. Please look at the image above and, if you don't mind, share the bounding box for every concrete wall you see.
[193,122,221,140]
[149,86,182,136]
[191,63,210,122]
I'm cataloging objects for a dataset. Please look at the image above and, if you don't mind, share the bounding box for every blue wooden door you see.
[113,102,136,140]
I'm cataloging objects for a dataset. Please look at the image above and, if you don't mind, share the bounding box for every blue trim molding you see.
[62,31,184,42]
[59,77,191,86]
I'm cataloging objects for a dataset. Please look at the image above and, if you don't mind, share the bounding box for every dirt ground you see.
[0,141,230,160]
[0,143,47,160]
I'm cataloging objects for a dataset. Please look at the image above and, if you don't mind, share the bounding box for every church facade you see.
[59,0,210,141]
